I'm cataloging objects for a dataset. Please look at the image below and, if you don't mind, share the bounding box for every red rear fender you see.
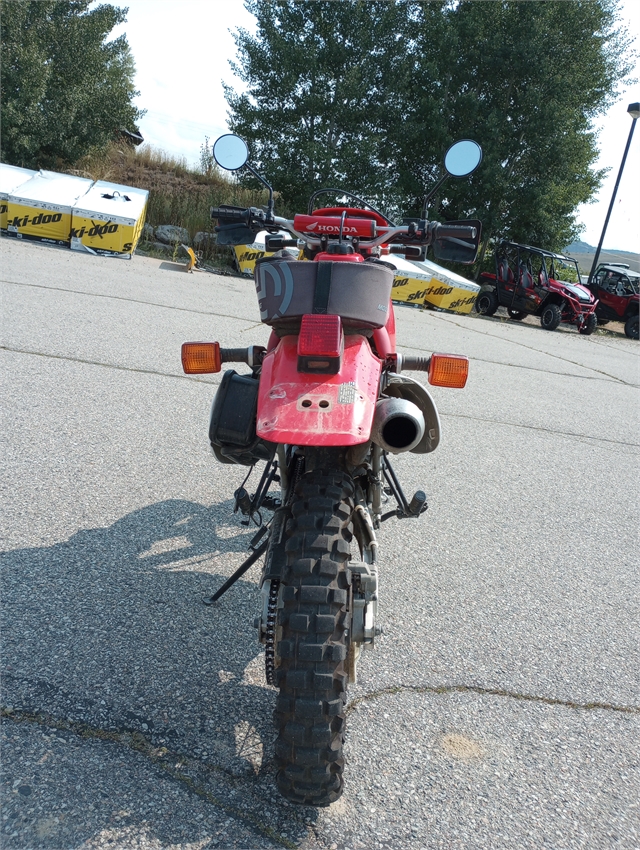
[256,335,382,446]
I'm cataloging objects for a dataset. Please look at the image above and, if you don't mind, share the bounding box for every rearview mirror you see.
[444,140,482,177]
[213,134,249,171]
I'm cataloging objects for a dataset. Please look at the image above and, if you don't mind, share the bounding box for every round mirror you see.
[213,134,249,171]
[444,140,482,177]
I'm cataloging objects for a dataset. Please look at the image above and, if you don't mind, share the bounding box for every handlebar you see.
[210,207,246,223]
[209,206,477,252]
[432,223,477,241]
[210,205,266,225]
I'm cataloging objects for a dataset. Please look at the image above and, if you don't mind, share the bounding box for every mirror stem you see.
[422,174,448,219]
[245,163,275,224]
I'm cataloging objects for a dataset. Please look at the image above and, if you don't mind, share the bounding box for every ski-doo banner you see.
[389,254,480,313]
[71,181,148,257]
[7,171,92,245]
[0,164,38,232]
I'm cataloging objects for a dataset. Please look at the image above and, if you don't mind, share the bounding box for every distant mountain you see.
[562,241,640,274]
[564,240,594,253]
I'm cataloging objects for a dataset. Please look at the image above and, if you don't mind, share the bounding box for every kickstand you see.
[203,538,269,605]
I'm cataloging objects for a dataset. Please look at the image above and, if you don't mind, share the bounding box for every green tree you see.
[225,0,414,212]
[225,0,634,254]
[1,0,144,168]
[398,0,636,255]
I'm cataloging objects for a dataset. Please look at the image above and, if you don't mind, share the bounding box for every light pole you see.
[588,102,640,285]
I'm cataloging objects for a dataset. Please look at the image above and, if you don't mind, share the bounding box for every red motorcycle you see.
[181,134,482,806]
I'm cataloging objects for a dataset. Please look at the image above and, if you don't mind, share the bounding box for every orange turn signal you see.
[428,353,469,388]
[181,342,221,374]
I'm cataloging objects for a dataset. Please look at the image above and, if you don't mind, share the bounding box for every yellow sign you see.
[422,281,478,313]
[6,202,73,245]
[7,171,92,245]
[392,273,433,305]
[390,255,479,314]
[0,164,37,232]
[233,231,302,275]
[234,244,269,275]
[71,181,148,257]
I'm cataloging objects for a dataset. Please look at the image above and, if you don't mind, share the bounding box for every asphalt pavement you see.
[1,237,639,850]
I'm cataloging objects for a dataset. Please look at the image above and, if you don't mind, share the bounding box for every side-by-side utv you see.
[475,241,598,334]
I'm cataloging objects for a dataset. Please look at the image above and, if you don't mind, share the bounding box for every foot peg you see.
[407,490,427,516]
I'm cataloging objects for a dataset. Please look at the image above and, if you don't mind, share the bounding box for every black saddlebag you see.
[209,370,274,466]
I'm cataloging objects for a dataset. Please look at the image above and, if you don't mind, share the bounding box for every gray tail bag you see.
[254,258,394,333]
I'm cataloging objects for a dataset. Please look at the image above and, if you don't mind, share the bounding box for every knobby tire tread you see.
[273,466,354,806]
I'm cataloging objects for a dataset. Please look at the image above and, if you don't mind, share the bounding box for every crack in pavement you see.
[3,347,636,449]
[3,681,637,846]
[463,354,636,386]
[0,278,257,326]
[0,706,299,849]
[589,336,639,354]
[9,690,633,850]
[346,683,640,715]
[6,277,637,386]
[425,311,637,386]
[406,333,637,386]
[0,345,218,384]
[441,410,640,449]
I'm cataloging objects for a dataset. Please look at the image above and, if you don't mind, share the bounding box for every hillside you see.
[68,142,270,259]
[564,241,640,274]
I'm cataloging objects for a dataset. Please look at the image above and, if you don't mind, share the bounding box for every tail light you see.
[428,353,469,388]
[181,342,221,374]
[297,314,343,374]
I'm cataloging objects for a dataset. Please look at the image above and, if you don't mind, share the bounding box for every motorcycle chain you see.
[264,454,304,687]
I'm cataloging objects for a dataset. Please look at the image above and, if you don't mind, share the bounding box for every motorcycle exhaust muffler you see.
[370,397,425,454]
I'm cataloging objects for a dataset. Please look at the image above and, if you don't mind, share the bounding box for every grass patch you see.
[69,141,272,265]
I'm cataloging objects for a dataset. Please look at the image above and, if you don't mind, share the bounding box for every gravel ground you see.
[1,237,639,849]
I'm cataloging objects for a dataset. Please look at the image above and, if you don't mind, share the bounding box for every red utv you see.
[475,241,598,334]
[588,264,639,340]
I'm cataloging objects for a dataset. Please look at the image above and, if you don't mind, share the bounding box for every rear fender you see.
[256,335,382,446]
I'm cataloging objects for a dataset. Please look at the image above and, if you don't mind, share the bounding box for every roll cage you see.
[591,264,639,297]
[494,241,581,287]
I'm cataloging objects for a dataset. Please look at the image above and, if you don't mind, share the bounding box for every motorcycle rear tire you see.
[273,465,354,806]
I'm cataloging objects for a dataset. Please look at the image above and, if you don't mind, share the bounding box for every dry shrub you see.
[69,142,272,263]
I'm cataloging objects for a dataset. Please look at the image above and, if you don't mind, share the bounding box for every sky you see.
[109,0,638,251]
